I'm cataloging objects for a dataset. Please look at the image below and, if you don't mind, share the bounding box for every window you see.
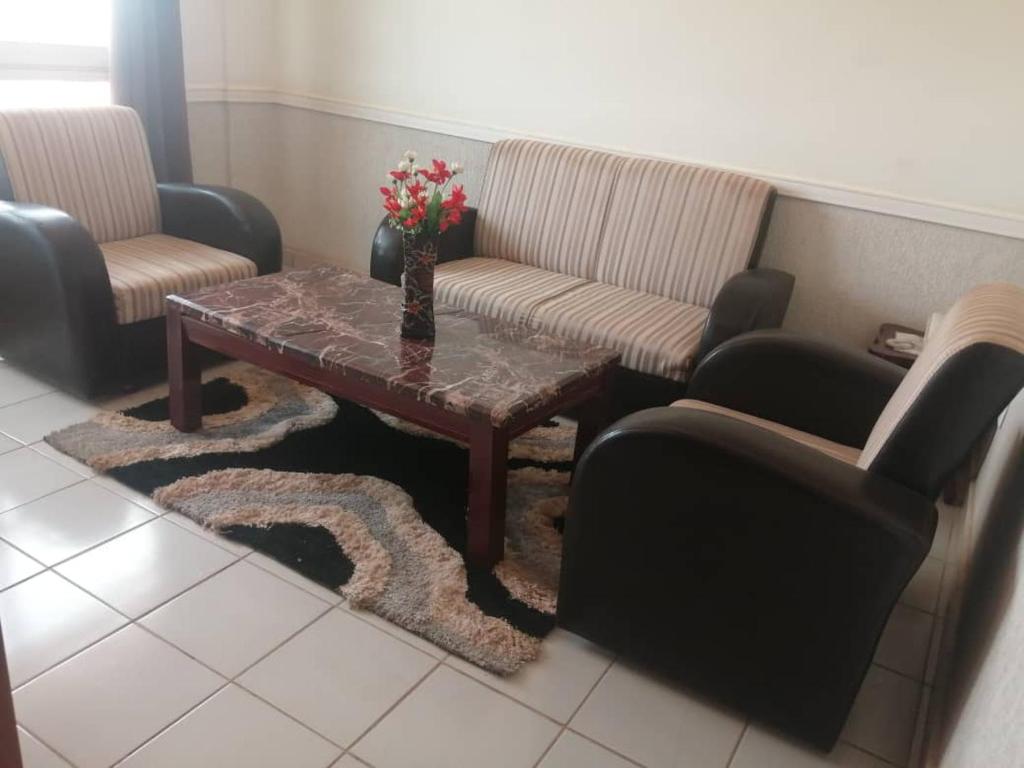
[0,0,112,108]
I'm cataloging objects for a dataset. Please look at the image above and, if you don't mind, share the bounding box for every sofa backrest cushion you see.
[594,157,775,307]
[0,106,160,243]
[474,139,623,279]
[859,282,1024,497]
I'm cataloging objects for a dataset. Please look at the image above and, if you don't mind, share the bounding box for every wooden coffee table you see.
[166,266,620,569]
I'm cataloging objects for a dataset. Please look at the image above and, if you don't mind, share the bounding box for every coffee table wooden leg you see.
[573,376,614,467]
[467,422,509,570]
[167,304,202,432]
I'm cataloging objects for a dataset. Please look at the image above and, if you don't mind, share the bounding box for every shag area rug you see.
[47,366,576,674]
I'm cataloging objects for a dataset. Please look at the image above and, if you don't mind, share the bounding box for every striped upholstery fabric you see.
[435,257,587,324]
[594,157,774,307]
[859,283,1024,469]
[474,140,624,279]
[672,399,861,465]
[529,282,710,381]
[0,106,160,243]
[101,235,257,324]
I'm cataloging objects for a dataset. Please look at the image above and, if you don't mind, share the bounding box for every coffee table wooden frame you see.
[167,302,615,569]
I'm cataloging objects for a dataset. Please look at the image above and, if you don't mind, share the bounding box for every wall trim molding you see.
[188,84,1024,241]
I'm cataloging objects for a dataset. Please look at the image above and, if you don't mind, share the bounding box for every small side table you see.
[869,323,924,370]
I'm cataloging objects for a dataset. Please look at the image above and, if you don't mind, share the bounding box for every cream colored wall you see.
[180,0,1024,346]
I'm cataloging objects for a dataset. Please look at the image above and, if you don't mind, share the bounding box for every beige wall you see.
[181,0,1024,346]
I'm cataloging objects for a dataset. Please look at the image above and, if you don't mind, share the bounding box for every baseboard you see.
[187,84,1024,241]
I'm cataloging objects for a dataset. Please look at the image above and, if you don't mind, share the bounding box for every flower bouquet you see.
[380,151,468,339]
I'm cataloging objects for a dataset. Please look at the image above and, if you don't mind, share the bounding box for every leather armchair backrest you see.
[474,139,622,279]
[859,283,1024,498]
[593,157,775,308]
[0,106,160,243]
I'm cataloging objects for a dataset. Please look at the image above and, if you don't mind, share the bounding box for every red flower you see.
[389,170,409,181]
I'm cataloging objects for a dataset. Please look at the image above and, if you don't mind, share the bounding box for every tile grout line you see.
[109,603,346,766]
[527,654,634,768]
[343,656,447,759]
[723,722,749,768]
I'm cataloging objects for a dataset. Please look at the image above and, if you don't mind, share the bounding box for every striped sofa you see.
[0,106,281,396]
[372,139,794,411]
[559,282,1024,748]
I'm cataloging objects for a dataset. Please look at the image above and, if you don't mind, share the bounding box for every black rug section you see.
[222,523,355,591]
[124,378,249,421]
[106,383,560,638]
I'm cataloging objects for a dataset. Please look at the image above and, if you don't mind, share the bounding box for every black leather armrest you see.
[696,268,795,362]
[559,406,934,747]
[0,202,118,396]
[370,207,478,286]
[687,329,905,447]
[158,184,282,275]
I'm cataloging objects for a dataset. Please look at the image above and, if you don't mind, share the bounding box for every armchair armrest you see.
[696,268,795,362]
[559,406,935,747]
[0,202,118,396]
[370,207,478,286]
[687,329,905,447]
[157,184,282,275]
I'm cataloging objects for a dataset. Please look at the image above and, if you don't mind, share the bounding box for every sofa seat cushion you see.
[101,234,257,324]
[672,399,861,464]
[528,282,710,381]
[434,256,588,324]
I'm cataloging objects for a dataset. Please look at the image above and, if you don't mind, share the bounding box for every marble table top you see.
[168,266,620,427]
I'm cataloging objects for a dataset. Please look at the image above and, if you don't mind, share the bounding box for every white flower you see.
[451,162,464,175]
[403,150,417,162]
[398,160,411,173]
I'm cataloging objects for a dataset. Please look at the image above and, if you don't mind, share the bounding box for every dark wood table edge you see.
[167,302,618,568]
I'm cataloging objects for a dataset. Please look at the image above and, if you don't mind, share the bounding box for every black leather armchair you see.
[0,107,281,397]
[0,187,280,397]
[558,283,1024,749]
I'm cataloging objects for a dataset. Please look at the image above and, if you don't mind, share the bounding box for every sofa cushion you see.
[672,399,861,464]
[474,139,623,279]
[595,157,774,307]
[101,234,257,324]
[434,256,587,324]
[0,106,161,244]
[529,282,710,381]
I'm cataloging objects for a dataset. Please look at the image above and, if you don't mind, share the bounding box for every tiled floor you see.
[0,358,947,768]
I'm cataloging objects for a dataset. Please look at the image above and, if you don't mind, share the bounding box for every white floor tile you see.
[239,609,435,746]
[118,684,341,768]
[841,665,921,766]
[353,665,560,768]
[0,571,125,687]
[540,731,638,768]
[91,475,165,514]
[900,556,943,613]
[0,482,153,566]
[570,662,745,768]
[17,727,73,768]
[344,604,447,659]
[29,441,96,477]
[0,391,97,444]
[247,550,345,605]
[730,726,892,767]
[141,560,331,677]
[0,539,43,591]
[925,618,945,685]
[333,756,371,767]
[0,449,81,514]
[56,518,237,617]
[14,625,224,768]
[875,604,934,680]
[447,628,613,722]
[0,363,53,408]
[0,433,20,455]
[163,510,253,557]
